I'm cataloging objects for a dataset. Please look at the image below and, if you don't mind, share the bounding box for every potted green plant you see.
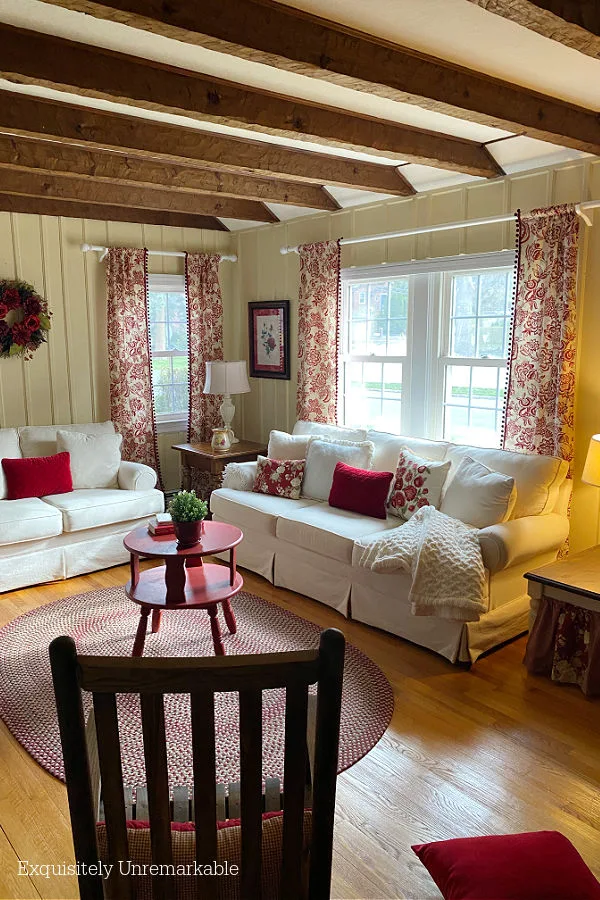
[167,490,209,549]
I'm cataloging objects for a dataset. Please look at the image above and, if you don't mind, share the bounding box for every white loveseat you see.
[210,422,570,663]
[0,421,164,593]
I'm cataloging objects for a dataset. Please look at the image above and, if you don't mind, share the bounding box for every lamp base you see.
[219,394,240,444]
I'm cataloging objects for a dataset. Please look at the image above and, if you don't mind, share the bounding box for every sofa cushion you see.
[292,420,368,442]
[367,430,449,473]
[57,430,122,489]
[0,428,22,500]
[42,489,164,533]
[444,444,568,519]
[19,421,115,458]
[276,504,400,564]
[440,456,516,529]
[0,497,63,545]
[210,488,317,536]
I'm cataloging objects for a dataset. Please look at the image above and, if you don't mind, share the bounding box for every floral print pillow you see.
[388,448,451,520]
[253,456,305,500]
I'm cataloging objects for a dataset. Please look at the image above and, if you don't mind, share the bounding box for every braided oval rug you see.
[0,587,393,788]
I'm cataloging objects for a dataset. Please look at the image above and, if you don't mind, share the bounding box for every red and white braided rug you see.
[0,587,393,788]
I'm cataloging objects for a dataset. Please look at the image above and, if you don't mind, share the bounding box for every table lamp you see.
[582,434,600,488]
[203,360,250,444]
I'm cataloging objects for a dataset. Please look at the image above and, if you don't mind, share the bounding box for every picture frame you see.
[248,300,290,380]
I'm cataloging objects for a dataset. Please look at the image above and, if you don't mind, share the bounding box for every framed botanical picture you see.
[248,300,290,379]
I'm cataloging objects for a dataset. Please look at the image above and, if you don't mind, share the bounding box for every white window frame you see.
[147,273,188,433]
[340,250,515,446]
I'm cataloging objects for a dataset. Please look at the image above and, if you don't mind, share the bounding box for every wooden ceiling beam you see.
[0,91,415,195]
[35,0,600,153]
[0,192,228,230]
[0,168,278,222]
[466,1,600,58]
[0,134,340,211]
[0,25,501,176]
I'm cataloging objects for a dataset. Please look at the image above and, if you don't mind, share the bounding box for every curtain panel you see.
[296,239,341,424]
[106,248,162,482]
[185,252,224,444]
[502,204,580,472]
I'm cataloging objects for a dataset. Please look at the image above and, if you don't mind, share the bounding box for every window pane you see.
[172,355,189,383]
[390,280,408,318]
[479,271,508,316]
[172,384,189,413]
[443,364,505,447]
[153,385,173,415]
[383,362,403,399]
[351,285,368,320]
[148,292,167,322]
[453,274,477,316]
[368,282,389,320]
[387,319,407,355]
[168,292,187,322]
[150,322,167,352]
[367,319,387,354]
[451,317,476,357]
[471,366,499,407]
[152,357,172,385]
[351,321,367,353]
[445,365,470,406]
[168,321,188,352]
[477,317,506,358]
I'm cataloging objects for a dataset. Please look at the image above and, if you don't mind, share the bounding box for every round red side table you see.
[123,521,243,657]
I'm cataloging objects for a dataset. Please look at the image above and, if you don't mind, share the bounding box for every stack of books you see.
[148,513,174,536]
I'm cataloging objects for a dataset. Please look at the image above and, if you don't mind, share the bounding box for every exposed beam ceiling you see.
[0,25,502,176]
[0,192,228,229]
[34,0,600,153]
[466,1,600,59]
[0,167,277,221]
[0,134,341,210]
[0,91,416,196]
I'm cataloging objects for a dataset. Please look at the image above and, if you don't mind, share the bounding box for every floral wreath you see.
[0,279,51,360]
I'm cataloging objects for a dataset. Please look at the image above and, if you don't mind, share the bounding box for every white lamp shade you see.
[583,434,600,487]
[203,360,250,395]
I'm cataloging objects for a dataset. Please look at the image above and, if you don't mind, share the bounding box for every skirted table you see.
[525,547,600,697]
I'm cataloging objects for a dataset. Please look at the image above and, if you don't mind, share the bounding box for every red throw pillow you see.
[2,452,73,500]
[412,831,600,900]
[253,456,305,499]
[328,461,393,519]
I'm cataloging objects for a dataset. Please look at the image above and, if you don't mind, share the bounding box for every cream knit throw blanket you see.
[356,506,487,622]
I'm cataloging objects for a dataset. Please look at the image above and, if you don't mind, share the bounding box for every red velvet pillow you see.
[328,461,393,519]
[412,831,600,900]
[2,452,73,500]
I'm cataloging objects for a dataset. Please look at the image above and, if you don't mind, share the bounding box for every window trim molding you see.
[341,249,515,284]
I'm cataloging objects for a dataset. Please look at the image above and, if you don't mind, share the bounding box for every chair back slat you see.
[280,683,309,900]
[93,693,132,900]
[190,692,218,900]
[239,689,264,900]
[140,693,174,900]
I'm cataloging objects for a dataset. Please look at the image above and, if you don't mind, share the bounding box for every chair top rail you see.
[77,650,321,694]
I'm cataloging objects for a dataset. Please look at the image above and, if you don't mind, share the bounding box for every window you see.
[147,274,188,428]
[341,252,515,448]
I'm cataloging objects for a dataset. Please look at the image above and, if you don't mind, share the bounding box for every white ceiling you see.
[0,0,597,230]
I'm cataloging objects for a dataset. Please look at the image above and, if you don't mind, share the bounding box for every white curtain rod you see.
[279,200,600,255]
[80,243,237,263]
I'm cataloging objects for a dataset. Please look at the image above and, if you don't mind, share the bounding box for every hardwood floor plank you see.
[0,826,42,900]
[0,561,598,899]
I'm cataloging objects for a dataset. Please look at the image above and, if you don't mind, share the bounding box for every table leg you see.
[165,557,187,604]
[132,607,150,657]
[207,605,225,656]
[230,546,237,587]
[130,553,140,591]
[151,609,162,634]
[223,599,237,635]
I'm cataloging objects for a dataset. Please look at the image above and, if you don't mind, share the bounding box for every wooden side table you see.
[171,439,267,503]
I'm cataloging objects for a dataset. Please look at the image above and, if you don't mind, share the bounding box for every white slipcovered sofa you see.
[0,421,164,593]
[210,421,570,663]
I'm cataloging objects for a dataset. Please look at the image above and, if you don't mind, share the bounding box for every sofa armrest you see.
[222,461,257,491]
[118,460,157,491]
[478,513,569,574]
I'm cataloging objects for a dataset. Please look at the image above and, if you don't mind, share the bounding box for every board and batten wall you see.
[0,214,235,489]
[232,157,600,553]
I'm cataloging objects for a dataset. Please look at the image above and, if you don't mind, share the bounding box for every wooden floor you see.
[0,563,599,900]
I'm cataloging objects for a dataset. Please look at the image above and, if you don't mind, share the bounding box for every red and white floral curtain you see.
[185,252,224,443]
[502,204,580,471]
[106,248,162,481]
[296,239,341,424]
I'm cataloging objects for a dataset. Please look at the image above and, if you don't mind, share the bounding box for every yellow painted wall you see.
[232,158,600,552]
[0,214,235,489]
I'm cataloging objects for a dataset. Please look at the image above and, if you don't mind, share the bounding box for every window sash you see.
[147,274,189,422]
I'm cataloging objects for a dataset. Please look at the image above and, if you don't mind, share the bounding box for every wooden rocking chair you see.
[49,628,345,900]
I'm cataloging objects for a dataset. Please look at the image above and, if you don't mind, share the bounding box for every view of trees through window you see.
[147,287,189,420]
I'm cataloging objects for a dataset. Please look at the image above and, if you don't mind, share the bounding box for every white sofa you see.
[0,421,164,593]
[210,421,570,663]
